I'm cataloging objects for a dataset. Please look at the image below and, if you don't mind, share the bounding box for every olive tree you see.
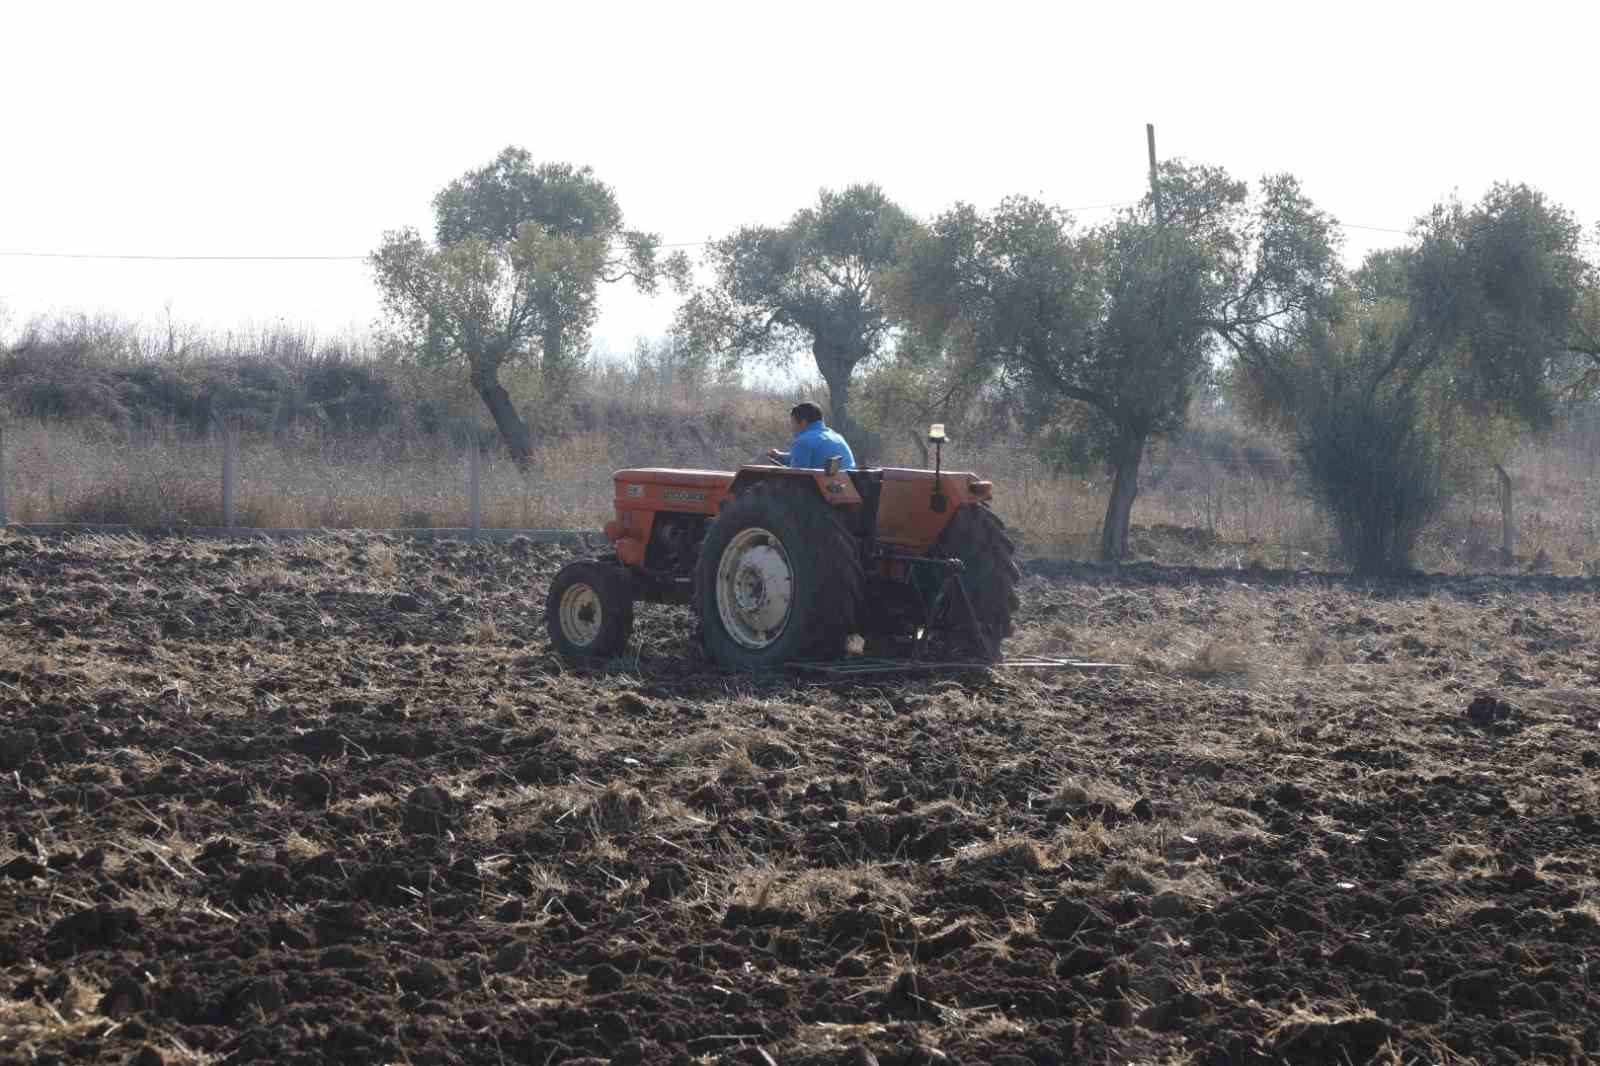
[1225,183,1589,572]
[672,184,919,441]
[894,165,1336,561]
[371,147,686,464]
[1559,224,1600,398]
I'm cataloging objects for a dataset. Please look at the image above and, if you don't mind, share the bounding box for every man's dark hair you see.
[790,401,824,425]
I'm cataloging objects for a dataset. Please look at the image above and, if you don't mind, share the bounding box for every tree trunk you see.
[908,428,930,466]
[540,323,571,398]
[1099,435,1145,563]
[811,340,858,442]
[470,355,534,467]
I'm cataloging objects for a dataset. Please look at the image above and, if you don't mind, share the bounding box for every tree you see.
[854,343,997,464]
[371,147,686,464]
[1558,224,1600,398]
[672,184,919,442]
[1226,183,1589,572]
[894,165,1336,562]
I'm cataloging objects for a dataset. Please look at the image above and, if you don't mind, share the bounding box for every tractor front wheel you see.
[546,561,635,660]
[695,481,863,669]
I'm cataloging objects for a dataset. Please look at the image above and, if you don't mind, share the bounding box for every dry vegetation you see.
[5,314,1600,574]
[5,384,1600,579]
[2,530,1598,1065]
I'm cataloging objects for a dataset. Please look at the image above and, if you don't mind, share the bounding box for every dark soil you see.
[2,531,1598,1065]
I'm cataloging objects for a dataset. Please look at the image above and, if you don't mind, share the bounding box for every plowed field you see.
[3,533,1599,1066]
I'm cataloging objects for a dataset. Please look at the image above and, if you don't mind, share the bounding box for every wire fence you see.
[3,423,1595,576]
[0,422,616,540]
[0,419,1310,554]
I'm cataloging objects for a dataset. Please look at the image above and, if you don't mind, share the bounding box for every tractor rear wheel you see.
[695,480,863,669]
[934,503,1021,661]
[546,561,635,660]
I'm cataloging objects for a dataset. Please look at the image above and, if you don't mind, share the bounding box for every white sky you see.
[2,0,1595,358]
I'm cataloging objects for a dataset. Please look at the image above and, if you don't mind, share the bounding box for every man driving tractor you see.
[546,399,1019,668]
[766,401,856,470]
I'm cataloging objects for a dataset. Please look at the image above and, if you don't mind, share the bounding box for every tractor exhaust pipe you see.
[928,423,947,513]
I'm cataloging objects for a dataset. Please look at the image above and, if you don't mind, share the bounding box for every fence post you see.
[1495,463,1514,567]
[0,425,8,527]
[468,442,481,541]
[221,419,236,528]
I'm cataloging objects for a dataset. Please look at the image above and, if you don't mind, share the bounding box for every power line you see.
[1339,222,1412,235]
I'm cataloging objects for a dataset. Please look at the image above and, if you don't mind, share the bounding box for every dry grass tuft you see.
[717,742,760,783]
[728,864,915,916]
[1182,640,1253,681]
[1061,817,1112,856]
[1055,776,1136,809]
[1302,635,1345,667]
[584,782,648,833]
[366,543,398,579]
[0,971,107,1050]
[963,835,1054,872]
[1102,861,1160,894]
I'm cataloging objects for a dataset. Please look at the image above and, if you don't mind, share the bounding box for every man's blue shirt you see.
[776,420,855,470]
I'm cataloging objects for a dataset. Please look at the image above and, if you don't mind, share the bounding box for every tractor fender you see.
[726,465,861,507]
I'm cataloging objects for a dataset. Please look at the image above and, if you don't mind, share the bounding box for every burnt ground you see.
[2,531,1599,1066]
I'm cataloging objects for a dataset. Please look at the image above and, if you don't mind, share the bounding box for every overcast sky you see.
[3,0,1595,357]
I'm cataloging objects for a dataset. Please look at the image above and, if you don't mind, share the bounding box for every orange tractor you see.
[545,425,1020,670]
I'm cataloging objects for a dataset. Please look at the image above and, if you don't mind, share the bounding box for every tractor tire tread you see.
[695,479,863,667]
[546,560,635,660]
[935,502,1021,660]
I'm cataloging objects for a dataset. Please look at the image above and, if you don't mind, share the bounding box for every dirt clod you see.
[492,941,528,973]
[99,973,147,1017]
[291,769,335,804]
[1465,693,1519,730]
[587,963,625,993]
[1450,968,1502,1010]
[0,728,40,769]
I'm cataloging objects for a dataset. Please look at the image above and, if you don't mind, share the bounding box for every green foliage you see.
[1406,183,1586,430]
[890,164,1346,560]
[1296,390,1441,575]
[673,184,919,434]
[432,149,624,246]
[1228,182,1590,571]
[372,226,608,375]
[374,147,688,404]
[1556,222,1600,400]
[1035,415,1107,476]
[852,329,1003,460]
[896,168,1307,460]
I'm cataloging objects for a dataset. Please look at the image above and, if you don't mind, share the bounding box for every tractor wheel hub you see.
[716,528,793,649]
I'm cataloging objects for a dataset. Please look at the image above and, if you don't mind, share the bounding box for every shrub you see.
[1296,392,1442,574]
[61,471,263,528]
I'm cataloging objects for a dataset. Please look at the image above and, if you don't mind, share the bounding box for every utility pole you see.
[1146,123,1165,228]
